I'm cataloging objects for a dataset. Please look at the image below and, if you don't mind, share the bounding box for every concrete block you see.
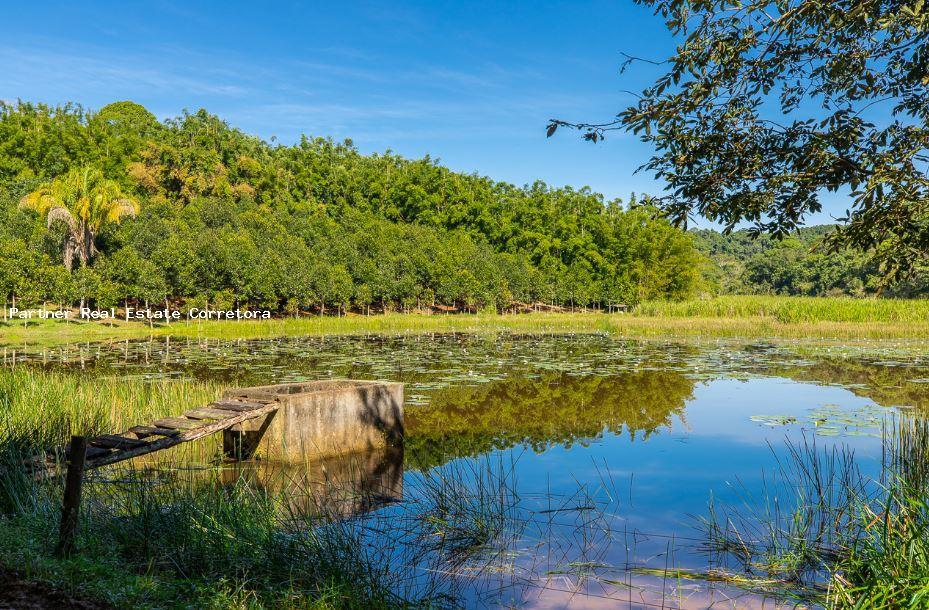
[222,380,404,462]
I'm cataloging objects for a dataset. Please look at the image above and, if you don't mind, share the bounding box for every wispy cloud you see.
[0,45,249,100]
[0,38,617,164]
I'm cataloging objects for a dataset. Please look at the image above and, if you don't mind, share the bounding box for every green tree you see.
[550,0,929,280]
[72,265,100,310]
[0,238,36,310]
[19,166,138,269]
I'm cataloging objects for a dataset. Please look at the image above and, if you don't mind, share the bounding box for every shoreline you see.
[5,307,929,348]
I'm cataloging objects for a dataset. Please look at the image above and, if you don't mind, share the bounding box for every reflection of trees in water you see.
[406,369,695,469]
[777,359,929,410]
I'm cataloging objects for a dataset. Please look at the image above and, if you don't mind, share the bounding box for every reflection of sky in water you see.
[4,335,918,607]
[446,376,886,607]
[512,377,884,534]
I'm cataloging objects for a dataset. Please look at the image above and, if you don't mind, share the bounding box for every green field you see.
[3,296,929,347]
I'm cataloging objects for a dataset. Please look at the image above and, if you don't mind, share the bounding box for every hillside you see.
[0,101,700,314]
[692,226,928,297]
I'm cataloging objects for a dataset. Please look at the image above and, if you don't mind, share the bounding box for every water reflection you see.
[220,446,404,520]
[778,356,929,409]
[7,334,929,607]
[406,370,694,468]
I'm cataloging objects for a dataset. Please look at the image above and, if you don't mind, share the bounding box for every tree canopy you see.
[0,101,702,314]
[19,166,138,270]
[549,0,929,280]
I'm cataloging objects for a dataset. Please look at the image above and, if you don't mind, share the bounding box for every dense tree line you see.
[0,101,701,315]
[694,227,929,298]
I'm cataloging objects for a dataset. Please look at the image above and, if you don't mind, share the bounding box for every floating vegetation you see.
[750,415,798,427]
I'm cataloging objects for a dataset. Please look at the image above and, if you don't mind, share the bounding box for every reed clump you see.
[0,367,223,442]
[699,418,929,608]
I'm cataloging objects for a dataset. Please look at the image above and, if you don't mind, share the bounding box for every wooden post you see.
[56,435,87,558]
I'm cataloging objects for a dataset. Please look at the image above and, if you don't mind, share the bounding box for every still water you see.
[8,334,927,608]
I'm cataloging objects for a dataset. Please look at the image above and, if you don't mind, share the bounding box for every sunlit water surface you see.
[7,334,929,608]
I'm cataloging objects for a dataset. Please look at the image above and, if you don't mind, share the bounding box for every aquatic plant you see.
[412,455,521,570]
[699,417,929,608]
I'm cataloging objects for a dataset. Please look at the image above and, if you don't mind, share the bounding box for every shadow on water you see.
[218,445,405,520]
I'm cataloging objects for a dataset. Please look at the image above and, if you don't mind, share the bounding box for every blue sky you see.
[1,1,843,225]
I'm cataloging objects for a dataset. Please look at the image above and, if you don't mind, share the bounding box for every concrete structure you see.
[222,380,404,462]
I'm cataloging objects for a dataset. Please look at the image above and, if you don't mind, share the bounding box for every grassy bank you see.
[699,418,929,608]
[0,369,483,608]
[4,296,929,347]
[636,295,929,324]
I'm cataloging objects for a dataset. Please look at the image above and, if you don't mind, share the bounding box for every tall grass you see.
[699,416,929,608]
[1,465,444,608]
[0,367,223,444]
[636,295,929,324]
[0,368,224,520]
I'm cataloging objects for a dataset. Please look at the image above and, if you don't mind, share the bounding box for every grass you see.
[698,417,929,609]
[412,455,520,569]
[636,295,929,324]
[0,467,430,608]
[6,295,929,347]
[0,367,224,441]
[0,367,528,608]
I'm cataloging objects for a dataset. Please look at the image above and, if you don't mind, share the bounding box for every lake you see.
[7,333,926,608]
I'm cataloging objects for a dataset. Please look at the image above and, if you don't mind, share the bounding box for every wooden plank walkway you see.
[46,395,281,471]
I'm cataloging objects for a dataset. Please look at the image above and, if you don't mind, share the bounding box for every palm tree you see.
[20,167,139,270]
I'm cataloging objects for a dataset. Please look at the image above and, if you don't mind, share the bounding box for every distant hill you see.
[0,101,702,314]
[692,226,928,297]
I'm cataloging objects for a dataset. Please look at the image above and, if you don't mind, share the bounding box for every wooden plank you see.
[224,389,279,402]
[85,401,280,470]
[210,400,266,412]
[183,408,238,420]
[63,442,111,460]
[84,446,114,459]
[229,392,278,402]
[89,435,148,449]
[129,425,180,438]
[152,417,204,430]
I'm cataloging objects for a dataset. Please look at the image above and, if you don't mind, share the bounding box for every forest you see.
[0,101,702,315]
[2,101,921,317]
[696,226,929,298]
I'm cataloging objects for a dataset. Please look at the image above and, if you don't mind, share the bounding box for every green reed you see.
[700,417,929,609]
[0,367,224,443]
[636,295,929,324]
